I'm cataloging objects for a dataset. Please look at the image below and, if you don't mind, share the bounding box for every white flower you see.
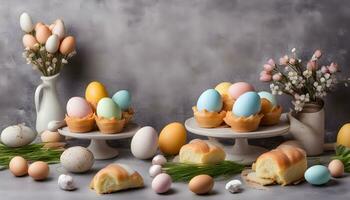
[324,73,330,79]
[320,77,326,82]
[52,58,58,63]
[62,59,68,64]
[291,48,296,53]
[313,82,319,87]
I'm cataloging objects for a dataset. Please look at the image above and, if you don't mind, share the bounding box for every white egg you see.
[149,165,162,177]
[131,126,158,159]
[152,155,167,165]
[45,34,60,53]
[1,124,36,147]
[60,146,94,173]
[19,12,34,33]
[52,19,65,40]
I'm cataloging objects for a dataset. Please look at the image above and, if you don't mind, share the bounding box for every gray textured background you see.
[0,0,349,141]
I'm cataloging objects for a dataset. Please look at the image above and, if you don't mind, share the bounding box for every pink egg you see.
[66,97,93,118]
[228,82,255,99]
[152,173,172,194]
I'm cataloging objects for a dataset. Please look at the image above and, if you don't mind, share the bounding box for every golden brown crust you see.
[95,115,126,134]
[65,113,95,133]
[193,106,226,128]
[122,108,134,124]
[222,94,235,111]
[260,106,282,126]
[223,111,263,132]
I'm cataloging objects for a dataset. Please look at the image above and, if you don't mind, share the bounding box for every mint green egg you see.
[96,97,122,119]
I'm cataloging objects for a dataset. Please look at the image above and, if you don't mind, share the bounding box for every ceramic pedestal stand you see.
[185,114,290,165]
[58,123,139,160]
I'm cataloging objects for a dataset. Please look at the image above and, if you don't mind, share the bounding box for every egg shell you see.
[328,159,344,178]
[28,161,49,181]
[22,34,38,50]
[112,90,132,111]
[196,89,223,112]
[189,175,214,195]
[35,25,51,44]
[40,130,63,143]
[149,165,162,177]
[258,91,277,106]
[59,36,75,55]
[35,22,45,31]
[233,92,261,117]
[60,146,94,173]
[304,165,331,185]
[159,122,187,155]
[58,174,76,191]
[19,12,34,33]
[45,34,60,53]
[152,154,167,165]
[1,124,36,147]
[337,123,350,148]
[85,81,109,108]
[9,156,28,177]
[131,126,158,159]
[228,82,255,99]
[215,82,232,96]
[66,97,93,118]
[152,173,172,194]
[52,19,65,40]
[96,97,122,119]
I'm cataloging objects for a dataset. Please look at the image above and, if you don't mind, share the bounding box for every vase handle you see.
[35,83,46,113]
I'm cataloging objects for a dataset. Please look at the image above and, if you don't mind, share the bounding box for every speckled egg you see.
[228,82,255,99]
[258,91,277,106]
[66,97,93,118]
[196,89,223,112]
[112,90,132,111]
[304,165,331,185]
[233,91,261,117]
[96,97,122,119]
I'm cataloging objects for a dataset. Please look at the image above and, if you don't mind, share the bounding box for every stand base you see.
[88,139,119,160]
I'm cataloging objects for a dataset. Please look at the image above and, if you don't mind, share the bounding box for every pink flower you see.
[289,58,296,65]
[328,62,338,73]
[272,73,282,81]
[307,61,317,71]
[260,70,270,76]
[267,58,275,66]
[279,55,289,65]
[260,74,272,82]
[313,49,322,59]
[263,64,274,72]
[321,66,329,74]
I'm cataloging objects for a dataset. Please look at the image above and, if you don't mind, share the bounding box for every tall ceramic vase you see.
[35,73,64,133]
[288,101,325,156]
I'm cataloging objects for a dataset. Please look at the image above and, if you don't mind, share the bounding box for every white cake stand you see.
[58,123,139,160]
[185,114,290,164]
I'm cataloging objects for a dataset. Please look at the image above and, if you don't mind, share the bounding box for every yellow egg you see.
[215,82,232,96]
[59,36,75,55]
[22,34,38,50]
[35,25,51,44]
[85,81,109,109]
[337,123,350,148]
[159,122,187,155]
[9,156,28,177]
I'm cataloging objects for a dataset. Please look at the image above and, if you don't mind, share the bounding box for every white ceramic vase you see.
[35,73,64,133]
[288,101,325,156]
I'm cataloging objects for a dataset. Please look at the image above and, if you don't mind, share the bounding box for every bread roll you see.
[179,139,226,164]
[252,145,307,185]
[90,163,144,194]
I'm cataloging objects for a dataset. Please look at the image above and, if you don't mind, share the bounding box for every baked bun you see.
[90,163,144,194]
[252,145,307,186]
[179,139,226,164]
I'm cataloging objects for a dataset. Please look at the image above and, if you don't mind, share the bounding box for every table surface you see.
[0,143,349,200]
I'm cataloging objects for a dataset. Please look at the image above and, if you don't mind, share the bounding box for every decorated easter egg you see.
[196,89,223,112]
[215,82,232,96]
[35,25,51,44]
[228,82,255,99]
[258,91,277,106]
[45,34,60,53]
[131,126,158,159]
[22,34,38,50]
[233,92,261,117]
[85,81,109,108]
[59,36,75,55]
[159,122,187,155]
[66,97,93,118]
[304,165,331,185]
[96,97,121,119]
[112,90,132,111]
[337,123,350,148]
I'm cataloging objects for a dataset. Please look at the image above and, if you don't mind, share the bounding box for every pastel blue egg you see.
[233,92,261,117]
[258,91,277,106]
[112,90,131,111]
[304,165,331,185]
[196,89,223,112]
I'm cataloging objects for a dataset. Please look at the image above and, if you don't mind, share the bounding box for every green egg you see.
[96,97,122,119]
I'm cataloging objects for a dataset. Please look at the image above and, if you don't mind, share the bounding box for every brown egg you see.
[328,159,344,178]
[9,156,28,177]
[22,34,38,50]
[59,36,75,55]
[188,175,214,195]
[40,130,63,143]
[35,22,45,31]
[35,25,51,44]
[28,161,49,181]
